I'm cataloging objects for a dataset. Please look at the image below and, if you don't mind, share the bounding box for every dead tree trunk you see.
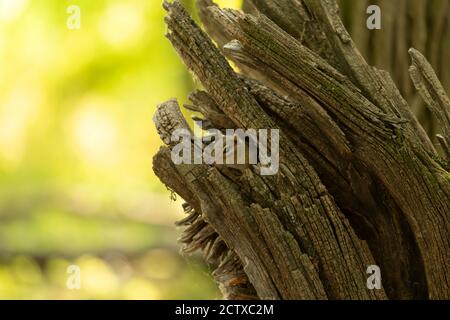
[339,0,450,144]
[152,0,450,300]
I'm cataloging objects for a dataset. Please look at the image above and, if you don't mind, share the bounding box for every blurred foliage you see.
[0,0,241,299]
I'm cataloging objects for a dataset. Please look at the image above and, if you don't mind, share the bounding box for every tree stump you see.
[152,0,450,300]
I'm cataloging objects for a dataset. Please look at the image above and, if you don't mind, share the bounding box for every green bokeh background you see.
[0,0,241,299]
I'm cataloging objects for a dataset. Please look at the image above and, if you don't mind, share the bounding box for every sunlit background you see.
[0,0,241,299]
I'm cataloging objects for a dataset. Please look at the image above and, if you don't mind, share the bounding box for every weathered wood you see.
[341,0,450,144]
[153,0,450,300]
[409,48,450,159]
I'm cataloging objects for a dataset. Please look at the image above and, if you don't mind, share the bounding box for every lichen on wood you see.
[153,0,450,300]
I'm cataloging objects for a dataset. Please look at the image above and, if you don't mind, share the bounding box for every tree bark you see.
[153,0,450,300]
